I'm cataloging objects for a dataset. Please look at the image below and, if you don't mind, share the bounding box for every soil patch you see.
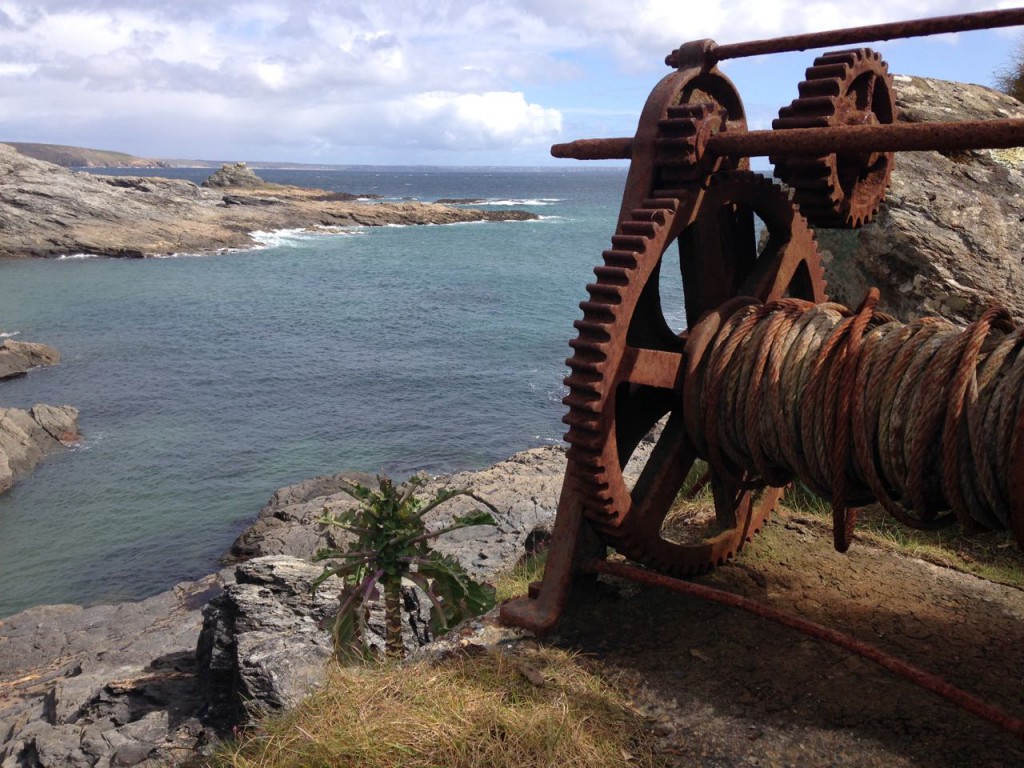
[544,505,1024,767]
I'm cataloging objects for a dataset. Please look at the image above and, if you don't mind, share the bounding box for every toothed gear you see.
[771,48,897,229]
[562,169,827,576]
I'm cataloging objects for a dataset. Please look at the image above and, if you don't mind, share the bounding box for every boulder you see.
[813,75,1024,324]
[226,447,571,578]
[196,556,436,726]
[200,162,268,189]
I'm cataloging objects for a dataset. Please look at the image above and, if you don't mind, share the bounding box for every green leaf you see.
[451,510,496,527]
[418,552,496,634]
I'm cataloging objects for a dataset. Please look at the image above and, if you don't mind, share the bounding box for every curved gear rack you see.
[771,49,897,228]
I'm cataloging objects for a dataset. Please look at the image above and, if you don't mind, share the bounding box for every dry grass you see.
[494,551,548,603]
[207,648,660,768]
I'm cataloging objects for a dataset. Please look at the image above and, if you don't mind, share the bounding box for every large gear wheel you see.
[563,170,827,576]
[771,48,897,228]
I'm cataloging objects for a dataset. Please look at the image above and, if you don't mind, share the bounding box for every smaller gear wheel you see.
[771,48,897,228]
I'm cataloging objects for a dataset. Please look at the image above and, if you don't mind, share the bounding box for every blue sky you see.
[0,0,1021,166]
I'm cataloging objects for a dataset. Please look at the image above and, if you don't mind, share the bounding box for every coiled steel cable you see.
[692,288,1024,552]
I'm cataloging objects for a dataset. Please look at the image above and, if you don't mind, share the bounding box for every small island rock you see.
[201,162,267,189]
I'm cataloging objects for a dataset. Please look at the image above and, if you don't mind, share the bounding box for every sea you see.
[0,164,697,618]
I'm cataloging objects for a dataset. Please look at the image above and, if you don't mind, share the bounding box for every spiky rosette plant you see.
[313,475,498,660]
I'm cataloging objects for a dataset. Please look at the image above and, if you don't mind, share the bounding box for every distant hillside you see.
[1,142,170,168]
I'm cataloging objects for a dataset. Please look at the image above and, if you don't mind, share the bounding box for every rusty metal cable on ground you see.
[689,289,1024,552]
[589,558,1024,742]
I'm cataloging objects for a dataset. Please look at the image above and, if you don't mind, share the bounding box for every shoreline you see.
[0,147,540,260]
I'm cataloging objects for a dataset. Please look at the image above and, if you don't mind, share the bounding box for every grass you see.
[781,483,1024,589]
[205,647,660,768]
[659,463,1024,588]
[202,549,660,768]
[494,550,548,603]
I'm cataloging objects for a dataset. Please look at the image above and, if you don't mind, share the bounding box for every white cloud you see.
[0,0,1016,162]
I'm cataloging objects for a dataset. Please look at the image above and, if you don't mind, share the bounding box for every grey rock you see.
[201,162,267,189]
[195,555,437,726]
[0,575,223,768]
[0,405,79,495]
[228,448,570,575]
[0,341,60,380]
[196,557,343,725]
[30,404,80,445]
[813,75,1024,324]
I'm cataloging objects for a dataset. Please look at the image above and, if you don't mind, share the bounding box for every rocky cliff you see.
[0,145,536,259]
[814,75,1024,323]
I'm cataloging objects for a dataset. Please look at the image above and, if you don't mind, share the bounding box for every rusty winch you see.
[500,6,1024,658]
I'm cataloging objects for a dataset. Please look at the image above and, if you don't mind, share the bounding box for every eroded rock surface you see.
[200,162,266,189]
[0,341,60,381]
[814,75,1024,323]
[227,446,569,579]
[0,573,226,768]
[0,405,79,495]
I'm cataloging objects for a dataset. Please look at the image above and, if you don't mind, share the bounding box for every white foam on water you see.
[56,253,100,260]
[0,331,19,338]
[480,198,563,206]
[250,226,367,247]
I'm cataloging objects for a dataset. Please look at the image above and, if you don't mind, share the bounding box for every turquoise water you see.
[0,166,644,616]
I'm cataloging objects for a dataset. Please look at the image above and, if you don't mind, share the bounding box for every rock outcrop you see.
[0,449,565,763]
[813,75,1024,324]
[200,162,266,189]
[227,447,569,578]
[0,574,226,768]
[0,340,60,381]
[0,144,537,259]
[0,404,79,494]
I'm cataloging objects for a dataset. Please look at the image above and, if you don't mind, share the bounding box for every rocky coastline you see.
[3,74,1024,767]
[0,148,538,260]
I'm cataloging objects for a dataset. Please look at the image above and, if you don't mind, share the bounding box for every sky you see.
[1,0,1023,166]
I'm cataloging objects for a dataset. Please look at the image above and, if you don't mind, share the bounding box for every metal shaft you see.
[551,118,1024,161]
[666,8,1024,67]
[708,118,1024,157]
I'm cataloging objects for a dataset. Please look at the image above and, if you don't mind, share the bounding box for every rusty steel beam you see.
[666,8,1024,67]
[551,137,633,160]
[552,118,1024,161]
[707,118,1024,157]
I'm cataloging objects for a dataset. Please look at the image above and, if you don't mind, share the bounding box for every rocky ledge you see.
[0,148,538,259]
[0,341,60,382]
[0,404,80,495]
[0,340,78,496]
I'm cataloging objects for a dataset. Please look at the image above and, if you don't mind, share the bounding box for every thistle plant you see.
[313,475,498,660]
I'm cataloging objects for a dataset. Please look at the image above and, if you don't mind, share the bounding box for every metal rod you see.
[589,558,1024,741]
[551,138,633,160]
[666,8,1024,67]
[706,118,1024,157]
[551,119,1024,161]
